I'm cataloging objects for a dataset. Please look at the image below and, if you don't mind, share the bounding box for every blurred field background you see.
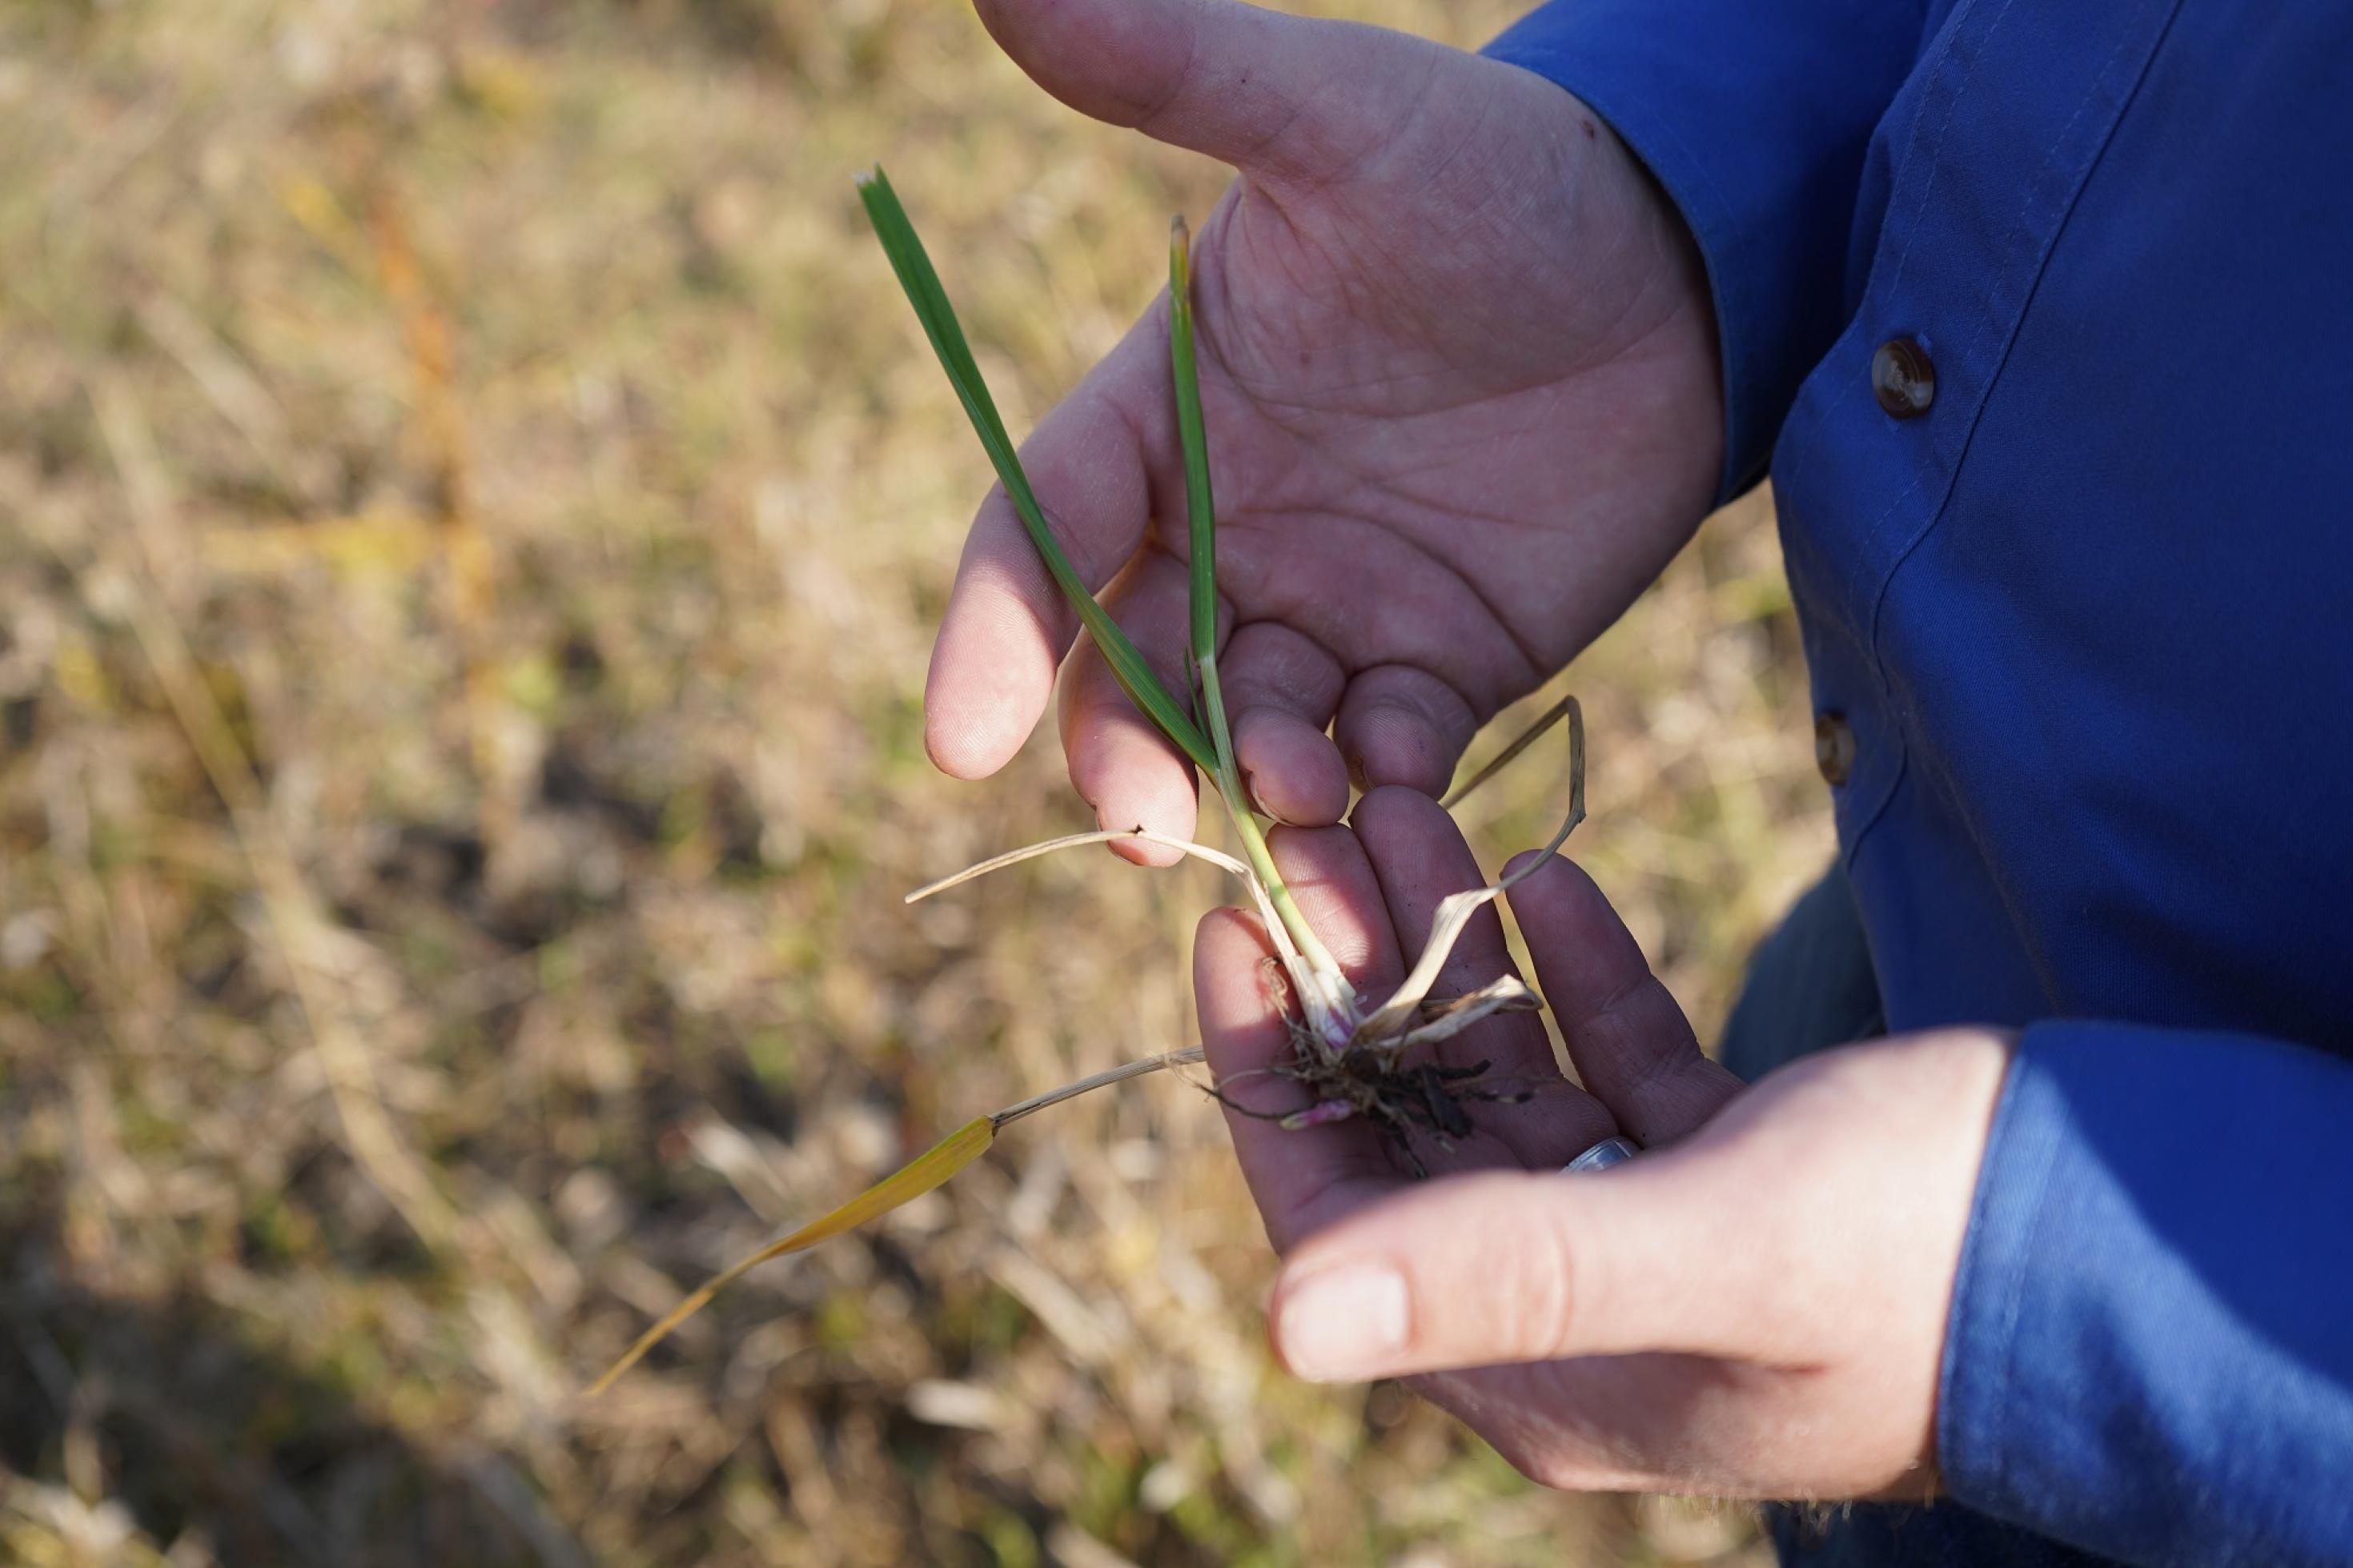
[0,0,1834,1562]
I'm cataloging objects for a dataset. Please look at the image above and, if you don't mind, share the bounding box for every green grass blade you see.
[857,167,1215,775]
[1168,218,1238,779]
[587,1115,997,1394]
[1167,225,1216,675]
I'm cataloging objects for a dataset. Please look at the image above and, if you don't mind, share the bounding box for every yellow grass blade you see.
[586,1116,996,1394]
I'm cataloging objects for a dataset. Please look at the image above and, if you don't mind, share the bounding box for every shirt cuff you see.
[1483,0,1923,501]
[1940,1021,2353,1566]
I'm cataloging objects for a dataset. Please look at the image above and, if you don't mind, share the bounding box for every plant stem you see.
[990,1046,1208,1128]
[1196,648,1239,786]
[1168,216,1347,1017]
[1213,776,1343,988]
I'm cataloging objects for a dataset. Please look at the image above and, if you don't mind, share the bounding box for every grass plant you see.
[592,170,1590,1393]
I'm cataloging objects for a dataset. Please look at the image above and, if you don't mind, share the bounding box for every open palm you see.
[1197,788,2001,1502]
[927,0,1724,852]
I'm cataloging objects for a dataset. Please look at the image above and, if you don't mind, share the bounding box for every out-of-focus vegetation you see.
[0,0,1833,1562]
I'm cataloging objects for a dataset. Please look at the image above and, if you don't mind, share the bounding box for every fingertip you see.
[922,700,1027,782]
[1340,706,1454,796]
[1106,824,1191,868]
[1267,1256,1412,1382]
[1349,781,1457,844]
[1109,837,1183,868]
[1194,903,1279,1043]
[924,576,1061,781]
[929,333,1164,780]
[1501,847,1572,884]
[1335,670,1476,800]
[1234,708,1350,826]
[1500,852,1647,1000]
[1499,851,1610,941]
[1093,760,1199,865]
[1270,1169,1576,1379]
[1194,899,1267,975]
[1195,900,1267,952]
[1066,672,1201,866]
[1053,551,1202,864]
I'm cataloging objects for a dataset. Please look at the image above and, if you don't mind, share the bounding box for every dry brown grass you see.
[0,1,1830,1562]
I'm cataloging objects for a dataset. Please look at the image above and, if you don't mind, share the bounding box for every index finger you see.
[923,307,1176,781]
[1353,787,1618,1169]
[1195,824,1403,1253]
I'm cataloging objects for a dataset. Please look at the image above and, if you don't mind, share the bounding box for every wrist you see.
[1558,98,1725,495]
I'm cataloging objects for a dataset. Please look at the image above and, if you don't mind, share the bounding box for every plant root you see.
[1214,1004,1545,1179]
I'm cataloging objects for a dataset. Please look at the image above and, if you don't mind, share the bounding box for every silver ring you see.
[1560,1135,1640,1174]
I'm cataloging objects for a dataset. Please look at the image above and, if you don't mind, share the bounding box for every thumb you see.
[972,0,1439,182]
[1265,1161,1769,1382]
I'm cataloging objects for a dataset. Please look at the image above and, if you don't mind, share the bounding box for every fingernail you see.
[1276,1264,1408,1382]
[1242,768,1295,827]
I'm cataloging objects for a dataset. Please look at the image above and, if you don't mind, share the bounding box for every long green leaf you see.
[1167,225,1216,677]
[1167,218,1237,779]
[857,167,1215,775]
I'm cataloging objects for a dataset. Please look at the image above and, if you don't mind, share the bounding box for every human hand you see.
[1197,788,2014,1499]
[930,0,1722,856]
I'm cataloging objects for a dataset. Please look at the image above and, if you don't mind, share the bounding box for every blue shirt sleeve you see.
[1941,1022,2353,1565]
[1482,0,1925,502]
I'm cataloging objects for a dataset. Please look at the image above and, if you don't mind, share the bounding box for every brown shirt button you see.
[1871,338,1937,419]
[1815,712,1856,787]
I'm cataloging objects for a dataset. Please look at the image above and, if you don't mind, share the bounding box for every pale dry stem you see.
[1351,696,1585,1048]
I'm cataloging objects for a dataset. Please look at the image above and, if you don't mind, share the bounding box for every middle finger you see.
[1353,785,1618,1169]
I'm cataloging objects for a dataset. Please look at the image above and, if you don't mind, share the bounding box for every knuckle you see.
[1500,1201,1580,1361]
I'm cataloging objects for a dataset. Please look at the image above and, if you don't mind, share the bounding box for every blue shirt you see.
[1484,3,2353,1563]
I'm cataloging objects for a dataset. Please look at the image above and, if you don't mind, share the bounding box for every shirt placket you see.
[1770,0,2186,863]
